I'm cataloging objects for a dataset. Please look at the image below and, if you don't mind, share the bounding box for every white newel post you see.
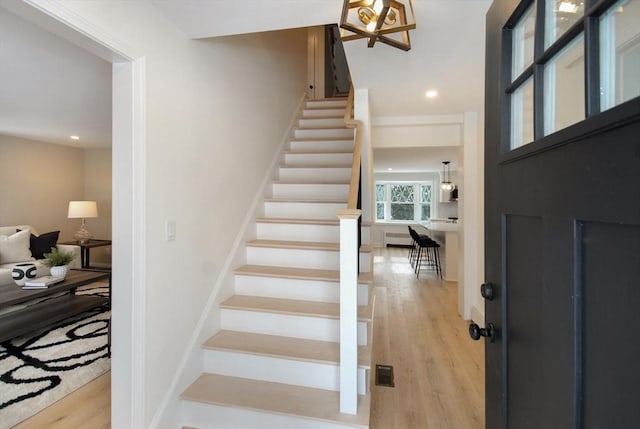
[337,208,361,415]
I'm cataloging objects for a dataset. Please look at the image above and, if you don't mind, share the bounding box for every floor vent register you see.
[375,364,395,387]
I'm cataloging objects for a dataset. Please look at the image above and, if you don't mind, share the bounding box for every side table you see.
[60,239,112,269]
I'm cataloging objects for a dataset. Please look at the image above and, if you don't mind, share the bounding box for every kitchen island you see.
[419,220,459,282]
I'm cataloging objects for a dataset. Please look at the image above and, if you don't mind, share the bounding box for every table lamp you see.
[68,201,98,244]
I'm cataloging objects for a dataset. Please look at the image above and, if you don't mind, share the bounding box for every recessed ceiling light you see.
[387,168,393,171]
[425,89,438,99]
[70,135,80,140]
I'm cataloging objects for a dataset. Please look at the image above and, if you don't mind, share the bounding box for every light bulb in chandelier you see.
[441,181,455,192]
[441,161,454,192]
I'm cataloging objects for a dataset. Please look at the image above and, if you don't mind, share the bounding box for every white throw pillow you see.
[0,229,33,264]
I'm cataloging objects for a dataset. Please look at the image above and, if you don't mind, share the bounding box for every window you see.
[505,0,640,151]
[511,77,534,148]
[508,3,536,149]
[544,0,584,48]
[375,182,433,222]
[543,34,585,135]
[512,3,536,79]
[600,0,640,111]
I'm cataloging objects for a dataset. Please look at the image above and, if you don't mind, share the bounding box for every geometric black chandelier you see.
[339,0,416,51]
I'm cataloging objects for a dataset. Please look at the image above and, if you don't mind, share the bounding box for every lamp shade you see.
[68,201,98,219]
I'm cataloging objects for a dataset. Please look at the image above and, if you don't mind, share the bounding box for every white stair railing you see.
[337,85,362,415]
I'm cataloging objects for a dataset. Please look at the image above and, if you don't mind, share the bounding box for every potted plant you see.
[43,247,76,279]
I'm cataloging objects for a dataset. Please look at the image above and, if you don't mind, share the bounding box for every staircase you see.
[180,98,374,429]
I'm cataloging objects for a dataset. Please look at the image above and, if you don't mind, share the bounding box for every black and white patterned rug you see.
[0,282,110,428]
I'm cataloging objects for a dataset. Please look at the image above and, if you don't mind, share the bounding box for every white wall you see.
[372,115,464,148]
[46,1,308,425]
[460,112,484,322]
[0,136,113,264]
[0,134,84,238]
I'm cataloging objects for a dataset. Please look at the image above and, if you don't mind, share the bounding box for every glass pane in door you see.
[544,34,585,135]
[545,0,584,48]
[511,77,534,148]
[600,0,640,111]
[512,4,536,79]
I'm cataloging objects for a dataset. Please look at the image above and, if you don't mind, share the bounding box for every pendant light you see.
[340,0,416,51]
[441,161,454,191]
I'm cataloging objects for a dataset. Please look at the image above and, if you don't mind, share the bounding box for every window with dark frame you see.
[505,0,640,152]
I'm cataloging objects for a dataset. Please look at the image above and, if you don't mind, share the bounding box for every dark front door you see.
[483,0,640,428]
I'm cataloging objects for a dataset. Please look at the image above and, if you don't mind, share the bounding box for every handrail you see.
[336,84,363,416]
[343,86,363,211]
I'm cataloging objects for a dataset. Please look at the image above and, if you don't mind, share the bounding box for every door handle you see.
[481,282,494,300]
[469,322,495,342]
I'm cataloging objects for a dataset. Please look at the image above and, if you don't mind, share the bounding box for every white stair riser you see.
[272,183,349,200]
[181,401,361,429]
[256,223,371,245]
[221,309,369,345]
[264,201,346,219]
[202,351,368,395]
[235,275,370,305]
[289,139,353,152]
[305,100,347,109]
[284,152,353,166]
[302,108,345,117]
[294,128,353,139]
[278,167,352,182]
[257,222,338,243]
[246,247,371,271]
[299,118,345,128]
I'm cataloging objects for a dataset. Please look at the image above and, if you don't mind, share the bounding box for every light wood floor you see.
[13,372,110,429]
[369,247,485,429]
[13,247,483,429]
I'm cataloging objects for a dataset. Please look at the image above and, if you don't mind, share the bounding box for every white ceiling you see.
[152,0,492,172]
[343,0,491,117]
[0,7,112,148]
[152,0,491,118]
[0,0,491,170]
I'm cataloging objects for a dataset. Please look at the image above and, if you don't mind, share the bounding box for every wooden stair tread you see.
[181,374,369,428]
[254,217,371,228]
[204,330,371,368]
[285,149,353,154]
[289,137,352,142]
[304,100,347,106]
[256,217,340,225]
[306,96,348,101]
[220,295,373,322]
[246,240,373,253]
[279,164,353,169]
[306,97,348,101]
[264,197,347,204]
[247,239,339,251]
[273,180,350,185]
[234,265,373,284]
[296,125,349,130]
[301,114,344,119]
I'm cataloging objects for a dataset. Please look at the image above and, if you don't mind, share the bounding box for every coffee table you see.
[0,269,110,344]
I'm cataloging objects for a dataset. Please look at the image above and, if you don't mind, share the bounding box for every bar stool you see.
[407,226,429,268]
[409,227,442,279]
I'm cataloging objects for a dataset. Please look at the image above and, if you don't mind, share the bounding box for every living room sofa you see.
[0,225,81,286]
